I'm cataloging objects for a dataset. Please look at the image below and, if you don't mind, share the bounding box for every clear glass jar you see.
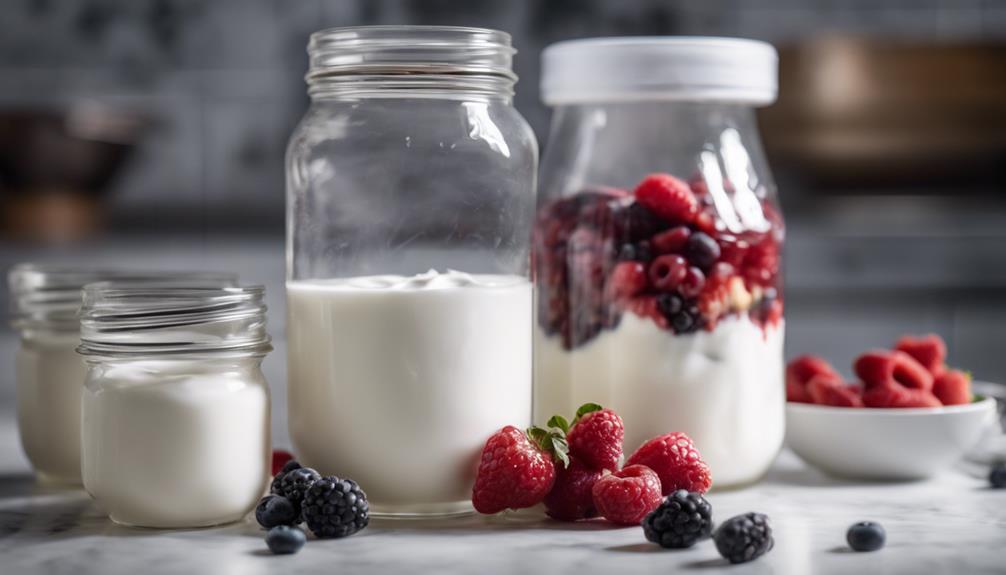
[77,281,271,528]
[533,38,784,488]
[7,265,235,485]
[285,26,537,517]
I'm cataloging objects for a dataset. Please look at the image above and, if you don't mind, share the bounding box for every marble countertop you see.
[2,418,1004,575]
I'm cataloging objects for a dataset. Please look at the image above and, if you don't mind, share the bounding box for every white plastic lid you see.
[541,36,778,106]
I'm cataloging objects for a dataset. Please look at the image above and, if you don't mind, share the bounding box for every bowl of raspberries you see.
[785,333,997,480]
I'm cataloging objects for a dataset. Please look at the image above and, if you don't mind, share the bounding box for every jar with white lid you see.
[286,26,537,517]
[78,281,271,528]
[7,265,235,485]
[534,38,785,488]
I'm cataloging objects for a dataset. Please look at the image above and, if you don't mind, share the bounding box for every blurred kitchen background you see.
[1,0,1005,444]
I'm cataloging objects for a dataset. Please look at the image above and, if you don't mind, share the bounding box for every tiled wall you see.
[1,0,1004,219]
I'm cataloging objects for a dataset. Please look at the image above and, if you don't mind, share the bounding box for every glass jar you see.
[286,26,537,517]
[7,265,236,485]
[77,281,271,528]
[534,38,784,488]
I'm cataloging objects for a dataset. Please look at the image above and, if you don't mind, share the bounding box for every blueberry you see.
[256,495,299,528]
[616,244,637,261]
[684,232,720,270]
[657,293,683,317]
[265,525,307,555]
[990,462,1006,489]
[847,521,886,552]
[670,310,694,333]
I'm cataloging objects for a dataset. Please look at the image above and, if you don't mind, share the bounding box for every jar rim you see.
[78,281,271,358]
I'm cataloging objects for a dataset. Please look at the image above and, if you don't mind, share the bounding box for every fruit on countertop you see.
[625,432,712,495]
[932,369,972,406]
[543,456,603,521]
[276,467,322,511]
[564,404,624,471]
[265,525,307,555]
[590,465,663,526]
[713,512,774,564]
[302,476,370,539]
[471,425,561,514]
[255,494,299,528]
[806,375,864,408]
[990,462,1006,489]
[642,490,714,549]
[786,355,842,404]
[846,521,886,552]
[894,334,946,376]
[855,350,934,392]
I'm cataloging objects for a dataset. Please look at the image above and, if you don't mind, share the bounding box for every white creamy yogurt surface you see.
[81,359,270,528]
[534,314,785,488]
[286,270,532,516]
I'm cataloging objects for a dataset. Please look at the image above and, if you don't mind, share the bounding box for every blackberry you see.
[847,521,885,552]
[270,459,303,496]
[989,462,1006,489]
[265,525,306,555]
[302,476,369,538]
[643,490,713,549]
[255,495,299,528]
[713,512,774,564]
[278,467,321,508]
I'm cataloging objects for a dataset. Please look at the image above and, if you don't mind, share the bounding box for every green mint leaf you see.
[547,415,570,434]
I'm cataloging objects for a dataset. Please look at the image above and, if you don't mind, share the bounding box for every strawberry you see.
[560,403,624,471]
[591,465,663,525]
[786,355,841,404]
[543,456,603,521]
[854,350,934,392]
[605,261,648,300]
[895,334,947,376]
[271,449,295,476]
[806,375,864,407]
[626,432,712,495]
[863,385,942,408]
[633,173,698,225]
[933,369,972,406]
[472,425,565,514]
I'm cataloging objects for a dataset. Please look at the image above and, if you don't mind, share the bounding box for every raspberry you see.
[633,173,698,225]
[605,261,648,300]
[591,465,663,525]
[806,375,864,407]
[895,334,947,376]
[648,255,688,292]
[652,226,691,254]
[932,369,971,406]
[714,512,774,564]
[786,355,841,403]
[643,490,714,548]
[694,211,717,235]
[626,432,712,495]
[854,350,934,392]
[472,425,560,514]
[862,385,942,408]
[678,266,705,299]
[565,405,624,471]
[271,450,295,477]
[543,456,603,521]
[627,295,670,329]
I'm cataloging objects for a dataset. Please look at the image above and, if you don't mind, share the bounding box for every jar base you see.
[35,470,83,487]
[107,510,248,530]
[368,500,475,519]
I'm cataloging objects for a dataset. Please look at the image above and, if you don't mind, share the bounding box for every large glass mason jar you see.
[285,26,537,517]
[533,38,784,488]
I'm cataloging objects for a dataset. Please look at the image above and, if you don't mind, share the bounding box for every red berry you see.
[271,449,295,477]
[894,334,947,376]
[543,456,603,521]
[567,408,624,471]
[605,261,648,300]
[591,465,663,525]
[472,426,557,514]
[694,211,717,235]
[806,375,864,407]
[626,432,712,495]
[633,173,698,225]
[652,226,691,254]
[854,350,934,392]
[863,385,942,408]
[933,369,972,406]
[786,355,841,404]
[678,266,706,298]
[627,295,670,329]
[648,254,688,292]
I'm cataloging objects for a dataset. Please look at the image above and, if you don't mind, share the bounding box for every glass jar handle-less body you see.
[534,38,784,488]
[285,26,537,517]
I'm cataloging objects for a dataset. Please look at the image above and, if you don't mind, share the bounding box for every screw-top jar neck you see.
[77,281,271,359]
[306,26,518,100]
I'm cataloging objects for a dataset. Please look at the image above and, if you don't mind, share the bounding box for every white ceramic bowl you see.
[786,396,998,480]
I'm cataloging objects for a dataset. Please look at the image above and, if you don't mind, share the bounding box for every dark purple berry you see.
[657,293,683,317]
[685,232,720,270]
[847,521,885,552]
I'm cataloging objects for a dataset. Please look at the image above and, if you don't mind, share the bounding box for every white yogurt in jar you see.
[15,332,86,485]
[81,359,270,528]
[535,314,784,488]
[286,270,532,516]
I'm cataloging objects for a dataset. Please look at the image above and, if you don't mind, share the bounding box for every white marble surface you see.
[1,416,1004,575]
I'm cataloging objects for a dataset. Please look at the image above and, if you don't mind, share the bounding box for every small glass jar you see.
[7,265,235,485]
[286,26,537,517]
[78,282,271,528]
[534,38,784,488]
